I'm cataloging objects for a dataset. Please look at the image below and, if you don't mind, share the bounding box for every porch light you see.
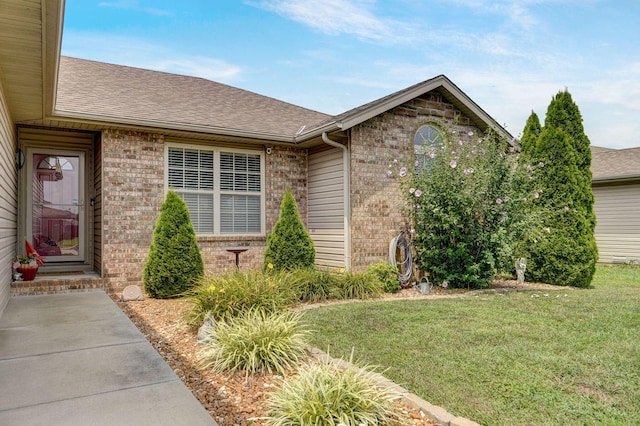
[16,148,25,169]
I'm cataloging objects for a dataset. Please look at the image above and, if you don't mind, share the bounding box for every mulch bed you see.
[112,280,563,425]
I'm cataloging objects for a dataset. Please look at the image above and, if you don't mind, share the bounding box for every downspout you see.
[321,132,352,271]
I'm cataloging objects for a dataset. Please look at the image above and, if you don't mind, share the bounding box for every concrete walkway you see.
[0,291,217,426]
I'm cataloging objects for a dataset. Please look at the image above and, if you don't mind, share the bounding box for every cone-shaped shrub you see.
[264,187,315,271]
[525,90,598,288]
[144,190,204,298]
[527,126,597,287]
[519,111,542,161]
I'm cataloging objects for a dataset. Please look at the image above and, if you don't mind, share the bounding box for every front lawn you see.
[303,265,640,425]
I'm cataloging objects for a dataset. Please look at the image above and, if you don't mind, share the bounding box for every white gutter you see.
[49,110,299,143]
[322,132,351,271]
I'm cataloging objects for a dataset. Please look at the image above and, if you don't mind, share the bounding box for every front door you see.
[26,149,86,263]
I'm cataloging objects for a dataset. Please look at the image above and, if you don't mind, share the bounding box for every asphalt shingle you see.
[591,146,640,181]
[56,57,330,138]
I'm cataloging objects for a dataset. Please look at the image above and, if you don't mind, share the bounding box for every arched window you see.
[414,124,444,171]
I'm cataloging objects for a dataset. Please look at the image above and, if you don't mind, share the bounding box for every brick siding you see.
[101,130,165,291]
[100,133,307,291]
[349,91,480,271]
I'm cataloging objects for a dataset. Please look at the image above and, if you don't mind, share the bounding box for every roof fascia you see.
[340,77,448,131]
[294,121,342,144]
[49,110,300,143]
[298,75,511,141]
[592,175,640,185]
[42,0,65,118]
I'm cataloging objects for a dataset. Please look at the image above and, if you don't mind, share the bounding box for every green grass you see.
[303,264,640,425]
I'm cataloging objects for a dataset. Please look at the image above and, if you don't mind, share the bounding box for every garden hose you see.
[389,231,413,287]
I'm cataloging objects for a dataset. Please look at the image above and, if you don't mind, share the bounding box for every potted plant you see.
[13,255,39,281]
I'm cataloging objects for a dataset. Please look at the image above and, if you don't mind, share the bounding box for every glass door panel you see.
[28,150,85,262]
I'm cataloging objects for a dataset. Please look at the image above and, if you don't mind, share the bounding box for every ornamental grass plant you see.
[284,268,342,303]
[336,271,384,299]
[185,271,294,328]
[197,309,310,377]
[265,358,399,426]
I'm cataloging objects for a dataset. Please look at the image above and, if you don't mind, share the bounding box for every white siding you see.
[593,184,640,263]
[0,78,17,315]
[308,148,345,269]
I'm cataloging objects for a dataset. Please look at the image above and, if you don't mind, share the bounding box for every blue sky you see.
[61,0,639,149]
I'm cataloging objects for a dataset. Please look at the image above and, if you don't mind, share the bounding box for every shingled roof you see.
[591,146,640,182]
[55,57,330,140]
[54,57,509,145]
[300,74,510,139]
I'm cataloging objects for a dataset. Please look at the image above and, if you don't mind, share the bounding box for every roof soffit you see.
[0,0,63,123]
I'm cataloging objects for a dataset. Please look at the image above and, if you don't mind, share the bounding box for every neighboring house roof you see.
[591,146,640,183]
[55,57,330,142]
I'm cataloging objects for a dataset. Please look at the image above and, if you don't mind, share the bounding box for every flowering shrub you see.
[393,127,545,289]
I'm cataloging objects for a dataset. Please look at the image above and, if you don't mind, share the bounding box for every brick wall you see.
[349,91,480,271]
[101,132,307,290]
[101,130,165,291]
[191,145,308,274]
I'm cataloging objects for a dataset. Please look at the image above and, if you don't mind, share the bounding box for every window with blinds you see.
[167,146,263,235]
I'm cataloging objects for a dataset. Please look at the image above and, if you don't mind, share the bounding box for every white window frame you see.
[165,143,265,236]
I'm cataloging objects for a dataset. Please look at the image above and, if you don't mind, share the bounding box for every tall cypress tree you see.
[545,90,592,174]
[519,111,542,160]
[544,90,596,228]
[526,91,598,287]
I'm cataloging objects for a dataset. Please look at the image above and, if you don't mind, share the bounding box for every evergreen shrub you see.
[264,187,315,271]
[523,91,598,287]
[143,191,203,298]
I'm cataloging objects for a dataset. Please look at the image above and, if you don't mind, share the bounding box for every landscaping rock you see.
[197,312,216,344]
[121,285,144,301]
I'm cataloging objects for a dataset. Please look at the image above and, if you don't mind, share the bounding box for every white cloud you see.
[249,0,417,43]
[62,31,245,82]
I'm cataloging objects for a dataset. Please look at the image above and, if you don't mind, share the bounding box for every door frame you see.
[17,127,96,272]
[25,147,86,263]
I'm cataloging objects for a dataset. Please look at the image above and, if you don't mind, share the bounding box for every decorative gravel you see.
[113,292,437,425]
